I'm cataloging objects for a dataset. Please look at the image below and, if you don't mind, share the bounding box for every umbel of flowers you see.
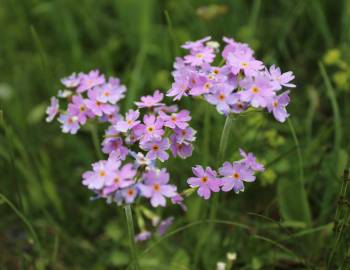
[46,36,295,241]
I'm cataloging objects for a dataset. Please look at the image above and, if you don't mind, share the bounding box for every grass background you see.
[1,0,349,269]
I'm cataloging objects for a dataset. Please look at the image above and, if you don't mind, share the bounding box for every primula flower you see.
[206,84,236,115]
[160,110,191,129]
[121,185,139,204]
[61,72,81,88]
[182,36,211,51]
[239,148,265,172]
[239,75,274,108]
[137,114,164,142]
[170,139,193,159]
[157,216,174,235]
[172,127,196,144]
[77,70,105,93]
[184,46,216,66]
[96,82,125,104]
[46,97,59,122]
[140,137,170,162]
[267,91,290,122]
[67,95,91,124]
[85,89,115,117]
[82,160,116,190]
[135,231,151,242]
[103,163,136,196]
[139,169,177,207]
[268,65,296,90]
[135,90,164,108]
[219,162,255,193]
[58,113,80,134]
[115,109,140,132]
[227,51,264,77]
[187,166,222,199]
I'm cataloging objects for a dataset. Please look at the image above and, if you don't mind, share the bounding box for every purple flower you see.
[268,65,295,90]
[102,162,136,196]
[170,136,193,159]
[267,91,290,122]
[96,82,125,104]
[137,114,164,142]
[171,194,187,211]
[139,169,177,207]
[140,138,170,162]
[102,132,128,159]
[85,89,115,116]
[219,162,255,193]
[77,70,105,93]
[205,84,236,115]
[222,37,253,60]
[46,97,59,122]
[61,72,81,88]
[227,51,264,77]
[135,90,164,108]
[239,149,265,172]
[135,231,151,242]
[82,160,116,190]
[67,95,92,124]
[172,127,196,144]
[167,77,190,101]
[184,46,215,66]
[121,185,138,204]
[182,36,211,51]
[160,110,191,129]
[157,216,174,235]
[58,113,80,134]
[240,75,275,108]
[115,110,140,132]
[187,166,221,199]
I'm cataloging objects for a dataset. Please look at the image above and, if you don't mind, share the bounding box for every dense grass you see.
[1,0,349,269]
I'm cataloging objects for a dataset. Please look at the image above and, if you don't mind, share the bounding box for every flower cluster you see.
[46,70,126,133]
[187,149,264,199]
[167,37,295,122]
[82,89,196,207]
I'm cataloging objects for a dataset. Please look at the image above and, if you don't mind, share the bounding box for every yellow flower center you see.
[241,62,249,68]
[196,53,204,59]
[152,145,159,151]
[201,176,208,183]
[99,170,106,177]
[153,183,160,191]
[232,172,240,179]
[251,86,260,94]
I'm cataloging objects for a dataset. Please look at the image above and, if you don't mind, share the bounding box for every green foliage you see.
[1,0,349,269]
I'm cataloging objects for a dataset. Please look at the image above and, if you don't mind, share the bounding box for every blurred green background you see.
[1,0,349,269]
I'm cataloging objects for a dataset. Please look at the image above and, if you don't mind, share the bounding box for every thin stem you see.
[90,124,103,160]
[124,204,140,270]
[218,114,235,162]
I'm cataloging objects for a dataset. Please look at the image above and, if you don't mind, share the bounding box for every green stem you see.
[218,114,235,162]
[90,124,103,160]
[124,204,140,270]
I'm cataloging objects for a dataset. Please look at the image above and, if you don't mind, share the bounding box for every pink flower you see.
[268,65,295,90]
[82,160,116,190]
[102,163,136,196]
[205,84,236,115]
[227,51,264,77]
[139,169,177,207]
[67,95,92,124]
[85,89,115,116]
[240,75,275,108]
[267,91,290,122]
[135,90,164,108]
[137,114,164,143]
[172,127,196,144]
[58,113,80,134]
[121,185,139,204]
[61,72,81,88]
[46,97,59,122]
[96,82,125,104]
[115,110,140,132]
[160,110,191,129]
[239,149,265,172]
[140,138,170,162]
[187,166,221,199]
[170,139,193,159]
[77,70,105,93]
[219,162,255,193]
[182,36,211,51]
[184,46,215,66]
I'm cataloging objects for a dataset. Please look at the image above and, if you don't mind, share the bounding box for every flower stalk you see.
[124,204,140,270]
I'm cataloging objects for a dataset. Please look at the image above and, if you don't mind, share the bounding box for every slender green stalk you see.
[0,193,43,255]
[124,204,140,270]
[193,115,235,267]
[90,124,103,160]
